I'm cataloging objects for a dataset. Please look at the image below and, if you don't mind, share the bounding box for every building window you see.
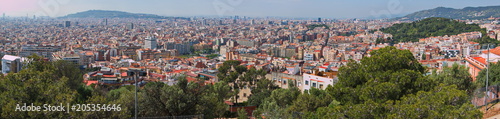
[312,83,317,88]
[320,84,324,89]
[243,93,247,97]
[283,80,287,85]
[305,80,309,85]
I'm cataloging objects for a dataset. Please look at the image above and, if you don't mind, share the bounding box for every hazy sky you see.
[1,0,500,19]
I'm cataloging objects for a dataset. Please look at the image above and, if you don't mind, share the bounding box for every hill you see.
[379,17,485,43]
[400,5,500,20]
[59,10,183,19]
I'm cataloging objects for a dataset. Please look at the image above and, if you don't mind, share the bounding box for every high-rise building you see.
[104,19,108,25]
[318,18,322,22]
[144,36,157,49]
[3,13,5,19]
[1,55,24,74]
[127,23,134,30]
[64,21,71,27]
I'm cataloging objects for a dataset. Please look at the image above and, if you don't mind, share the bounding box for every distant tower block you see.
[3,13,5,19]
[144,36,157,49]
[127,23,134,30]
[64,21,71,27]
[104,19,108,25]
[318,17,322,22]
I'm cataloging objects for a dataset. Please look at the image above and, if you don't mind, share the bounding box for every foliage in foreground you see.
[0,47,484,118]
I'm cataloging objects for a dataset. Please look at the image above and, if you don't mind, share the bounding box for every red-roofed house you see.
[466,47,500,81]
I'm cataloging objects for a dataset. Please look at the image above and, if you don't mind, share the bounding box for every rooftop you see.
[2,55,21,61]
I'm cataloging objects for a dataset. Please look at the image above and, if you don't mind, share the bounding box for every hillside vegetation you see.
[401,6,500,20]
[380,17,487,43]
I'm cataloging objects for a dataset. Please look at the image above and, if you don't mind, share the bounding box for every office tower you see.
[127,23,134,30]
[3,13,5,19]
[144,36,157,49]
[104,19,108,25]
[64,21,71,27]
[318,17,322,22]
[1,55,23,74]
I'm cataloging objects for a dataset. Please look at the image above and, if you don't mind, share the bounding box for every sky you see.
[1,0,500,19]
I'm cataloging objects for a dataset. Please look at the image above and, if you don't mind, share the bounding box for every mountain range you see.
[400,5,500,20]
[61,5,500,20]
[59,10,185,19]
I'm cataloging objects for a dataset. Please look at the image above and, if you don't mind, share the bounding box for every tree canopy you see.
[305,46,480,118]
[0,55,81,118]
[380,17,486,43]
[476,62,500,88]
[430,63,476,95]
[0,48,484,118]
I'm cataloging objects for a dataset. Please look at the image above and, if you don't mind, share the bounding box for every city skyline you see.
[1,0,500,19]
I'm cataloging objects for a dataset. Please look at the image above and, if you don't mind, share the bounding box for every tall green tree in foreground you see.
[0,55,80,118]
[476,62,500,88]
[305,46,481,118]
[139,77,232,118]
[331,46,430,105]
[430,63,475,95]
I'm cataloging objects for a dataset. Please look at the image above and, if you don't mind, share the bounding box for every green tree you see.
[380,17,486,43]
[52,60,84,89]
[476,62,500,88]
[81,86,135,118]
[0,55,78,118]
[430,63,475,95]
[140,79,200,116]
[198,81,233,118]
[237,108,248,119]
[308,46,482,118]
[247,78,279,107]
[255,98,291,119]
[217,60,242,83]
[388,84,482,118]
[288,88,332,113]
[330,46,430,105]
[138,76,234,118]
[206,54,219,59]
[269,87,300,108]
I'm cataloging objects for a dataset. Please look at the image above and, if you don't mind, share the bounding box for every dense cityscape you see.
[3,2,500,118]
